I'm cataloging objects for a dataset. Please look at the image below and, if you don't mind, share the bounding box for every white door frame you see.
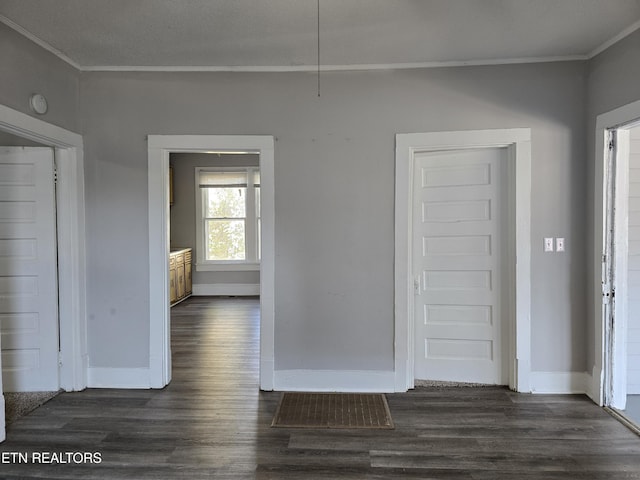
[147,135,275,390]
[0,104,88,393]
[593,99,640,407]
[394,128,531,392]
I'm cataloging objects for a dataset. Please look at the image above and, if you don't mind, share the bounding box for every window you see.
[195,167,260,270]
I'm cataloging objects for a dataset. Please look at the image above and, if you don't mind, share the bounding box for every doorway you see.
[598,111,640,426]
[0,104,87,442]
[147,135,275,390]
[594,99,640,415]
[394,128,531,392]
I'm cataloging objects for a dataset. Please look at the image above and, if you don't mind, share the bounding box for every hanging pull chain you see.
[317,0,321,97]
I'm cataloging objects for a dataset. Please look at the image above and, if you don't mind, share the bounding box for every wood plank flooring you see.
[1,296,640,479]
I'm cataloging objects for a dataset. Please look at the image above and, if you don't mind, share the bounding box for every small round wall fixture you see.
[29,93,48,115]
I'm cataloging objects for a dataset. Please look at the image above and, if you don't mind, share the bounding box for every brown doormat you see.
[271,392,394,429]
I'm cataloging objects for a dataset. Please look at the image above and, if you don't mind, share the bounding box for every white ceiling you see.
[2,0,640,71]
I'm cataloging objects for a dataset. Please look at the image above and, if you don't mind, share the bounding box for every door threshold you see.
[605,406,640,437]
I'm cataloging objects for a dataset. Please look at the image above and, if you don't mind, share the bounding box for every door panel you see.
[413,148,506,384]
[0,147,59,392]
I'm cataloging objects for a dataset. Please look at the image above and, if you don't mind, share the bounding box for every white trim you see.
[0,15,82,70]
[0,104,87,393]
[87,368,150,389]
[394,128,531,393]
[593,99,640,408]
[274,369,396,393]
[80,56,587,73]
[192,283,260,296]
[588,19,640,59]
[148,135,275,391]
[530,371,591,394]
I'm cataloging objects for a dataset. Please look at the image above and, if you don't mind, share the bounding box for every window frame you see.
[195,166,260,271]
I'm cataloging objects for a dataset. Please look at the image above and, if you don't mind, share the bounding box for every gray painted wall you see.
[0,24,79,133]
[586,29,640,372]
[78,63,588,373]
[170,152,260,287]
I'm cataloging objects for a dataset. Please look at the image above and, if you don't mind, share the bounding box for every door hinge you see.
[58,352,63,366]
[53,165,58,184]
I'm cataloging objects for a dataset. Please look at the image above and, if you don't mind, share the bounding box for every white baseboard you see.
[87,367,151,389]
[193,283,260,296]
[273,369,396,392]
[530,371,591,394]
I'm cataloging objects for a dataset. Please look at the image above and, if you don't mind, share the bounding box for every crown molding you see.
[0,15,81,70]
[588,19,640,59]
[81,56,587,73]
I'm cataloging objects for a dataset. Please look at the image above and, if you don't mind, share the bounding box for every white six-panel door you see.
[0,147,59,391]
[413,147,506,384]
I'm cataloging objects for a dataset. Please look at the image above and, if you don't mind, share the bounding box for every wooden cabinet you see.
[169,248,192,306]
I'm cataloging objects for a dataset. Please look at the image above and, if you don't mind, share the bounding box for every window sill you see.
[195,263,260,272]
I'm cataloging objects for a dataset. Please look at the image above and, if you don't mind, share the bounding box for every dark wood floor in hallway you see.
[1,296,640,479]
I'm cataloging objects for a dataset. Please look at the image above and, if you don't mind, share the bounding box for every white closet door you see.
[413,147,506,384]
[0,147,59,391]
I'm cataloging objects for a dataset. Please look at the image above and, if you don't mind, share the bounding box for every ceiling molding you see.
[0,15,81,70]
[588,19,640,59]
[81,56,588,73]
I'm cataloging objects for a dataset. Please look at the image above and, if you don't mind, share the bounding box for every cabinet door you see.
[169,264,178,304]
[184,249,192,295]
[185,261,192,295]
[176,263,185,299]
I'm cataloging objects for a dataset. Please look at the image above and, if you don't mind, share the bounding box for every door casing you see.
[147,135,275,390]
[0,104,87,392]
[394,128,531,392]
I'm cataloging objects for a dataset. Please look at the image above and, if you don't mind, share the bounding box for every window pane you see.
[205,219,246,260]
[205,187,246,218]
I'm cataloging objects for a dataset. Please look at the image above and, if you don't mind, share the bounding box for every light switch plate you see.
[544,237,554,252]
[556,238,565,252]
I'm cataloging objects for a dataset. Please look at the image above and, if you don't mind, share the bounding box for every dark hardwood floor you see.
[1,296,640,479]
